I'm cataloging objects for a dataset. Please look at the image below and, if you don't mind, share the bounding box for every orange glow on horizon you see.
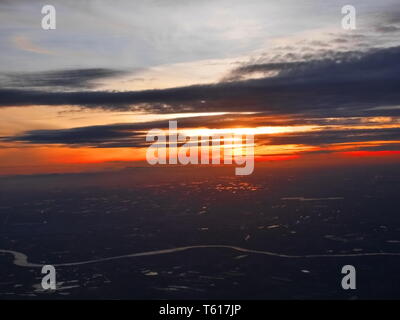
[255,154,300,162]
[1,117,400,175]
[341,150,400,157]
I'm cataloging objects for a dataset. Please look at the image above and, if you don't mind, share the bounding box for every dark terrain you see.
[0,164,399,299]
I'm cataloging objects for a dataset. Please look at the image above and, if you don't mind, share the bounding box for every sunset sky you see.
[1,0,400,174]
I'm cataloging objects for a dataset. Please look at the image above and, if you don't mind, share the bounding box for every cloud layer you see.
[1,46,400,118]
[0,68,126,90]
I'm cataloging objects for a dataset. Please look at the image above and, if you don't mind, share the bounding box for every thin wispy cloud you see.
[12,35,54,55]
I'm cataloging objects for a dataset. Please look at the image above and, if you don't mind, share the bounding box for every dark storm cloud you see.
[0,68,126,90]
[259,127,400,147]
[1,46,400,117]
[354,144,400,151]
[1,121,162,148]
[225,47,398,82]
[2,114,263,148]
[3,112,400,150]
[1,115,231,148]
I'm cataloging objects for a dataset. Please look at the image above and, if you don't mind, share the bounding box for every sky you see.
[0,0,400,174]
